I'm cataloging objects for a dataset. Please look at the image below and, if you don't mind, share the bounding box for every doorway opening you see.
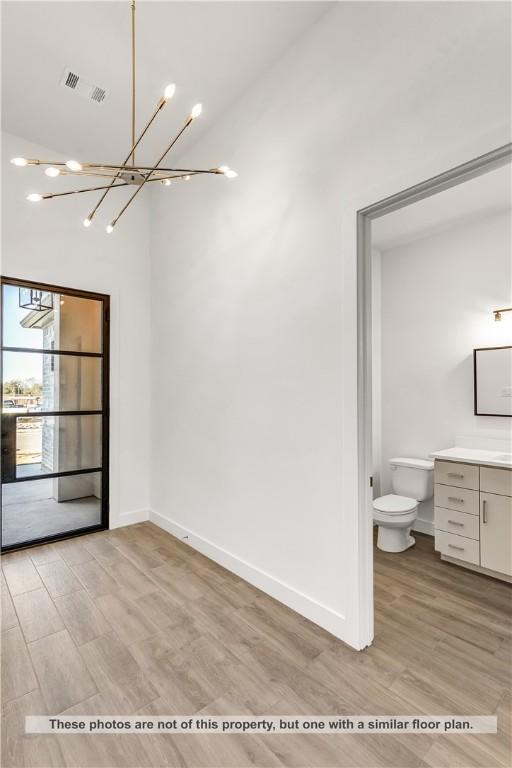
[1,277,110,550]
[357,144,512,648]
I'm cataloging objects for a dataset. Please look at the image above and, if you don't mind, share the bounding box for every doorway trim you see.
[356,143,512,649]
[0,276,110,551]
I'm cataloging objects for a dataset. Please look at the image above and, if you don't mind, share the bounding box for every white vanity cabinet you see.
[480,492,512,575]
[434,460,512,581]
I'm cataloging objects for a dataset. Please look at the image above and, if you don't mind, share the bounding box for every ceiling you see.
[372,164,512,252]
[1,1,329,163]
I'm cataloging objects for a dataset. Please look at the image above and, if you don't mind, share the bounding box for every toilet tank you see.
[389,457,434,500]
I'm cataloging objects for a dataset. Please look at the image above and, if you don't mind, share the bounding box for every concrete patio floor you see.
[1,477,101,547]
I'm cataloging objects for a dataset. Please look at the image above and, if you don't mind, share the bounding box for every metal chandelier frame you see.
[10,0,237,233]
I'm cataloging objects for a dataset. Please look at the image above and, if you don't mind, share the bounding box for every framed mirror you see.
[474,345,512,416]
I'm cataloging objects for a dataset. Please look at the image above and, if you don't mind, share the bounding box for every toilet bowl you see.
[373,458,434,553]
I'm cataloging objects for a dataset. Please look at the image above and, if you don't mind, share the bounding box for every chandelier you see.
[10,0,237,233]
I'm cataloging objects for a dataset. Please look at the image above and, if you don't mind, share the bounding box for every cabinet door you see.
[480,492,512,576]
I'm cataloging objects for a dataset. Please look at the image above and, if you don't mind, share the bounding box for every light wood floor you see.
[1,523,510,767]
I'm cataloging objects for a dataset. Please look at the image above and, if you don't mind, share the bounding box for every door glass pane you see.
[2,352,102,412]
[15,415,102,478]
[1,474,102,547]
[2,284,102,353]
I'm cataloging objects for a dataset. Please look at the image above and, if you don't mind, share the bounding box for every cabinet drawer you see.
[434,530,480,565]
[435,507,480,540]
[434,460,479,490]
[434,484,479,515]
[480,466,512,497]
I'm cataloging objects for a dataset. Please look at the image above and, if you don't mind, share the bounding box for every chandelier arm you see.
[20,160,132,171]
[85,92,172,221]
[39,182,129,199]
[146,173,200,183]
[123,167,222,174]
[110,118,194,227]
[60,170,126,179]
[28,160,221,175]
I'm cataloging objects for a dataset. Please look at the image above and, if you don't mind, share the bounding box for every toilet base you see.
[377,525,416,553]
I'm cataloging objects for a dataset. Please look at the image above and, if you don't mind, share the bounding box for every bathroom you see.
[369,161,511,615]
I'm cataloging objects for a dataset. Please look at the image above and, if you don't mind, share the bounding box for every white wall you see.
[148,1,511,648]
[377,210,511,533]
[1,132,152,528]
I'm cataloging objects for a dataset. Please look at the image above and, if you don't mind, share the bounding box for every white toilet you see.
[373,457,434,552]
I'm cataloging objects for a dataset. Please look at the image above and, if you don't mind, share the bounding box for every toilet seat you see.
[373,494,417,514]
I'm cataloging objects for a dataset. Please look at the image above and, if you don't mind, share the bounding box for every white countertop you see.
[430,446,512,469]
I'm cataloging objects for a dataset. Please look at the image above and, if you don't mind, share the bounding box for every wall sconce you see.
[493,308,512,322]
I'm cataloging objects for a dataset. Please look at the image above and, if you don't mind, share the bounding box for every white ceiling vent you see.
[59,68,107,104]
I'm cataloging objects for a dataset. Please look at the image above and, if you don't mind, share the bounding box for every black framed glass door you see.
[0,277,109,550]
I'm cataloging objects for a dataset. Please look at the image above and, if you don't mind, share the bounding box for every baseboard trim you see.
[111,509,150,529]
[150,510,351,644]
[413,518,434,536]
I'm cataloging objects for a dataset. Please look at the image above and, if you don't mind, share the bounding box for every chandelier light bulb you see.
[27,193,43,202]
[184,175,191,181]
[83,218,92,228]
[45,167,61,178]
[162,179,172,186]
[11,157,28,167]
[190,103,202,120]
[106,223,114,234]
[66,160,83,172]
[163,83,176,101]
[219,165,238,179]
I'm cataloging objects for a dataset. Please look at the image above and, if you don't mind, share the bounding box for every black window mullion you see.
[9,410,103,418]
[8,467,103,484]
[2,346,102,358]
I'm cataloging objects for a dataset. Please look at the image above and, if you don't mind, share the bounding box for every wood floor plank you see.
[78,631,160,713]
[71,559,118,597]
[112,539,168,571]
[1,689,65,768]
[436,633,511,685]
[13,588,64,643]
[53,589,111,646]
[391,593,504,653]
[1,626,38,703]
[236,600,329,668]
[28,629,98,713]
[59,690,158,767]
[79,631,145,685]
[1,582,19,630]
[106,558,159,600]
[132,589,191,629]
[94,591,159,644]
[28,543,63,567]
[36,560,82,598]
[54,539,94,566]
[149,561,205,602]
[423,734,510,767]
[3,558,43,596]
[82,536,125,567]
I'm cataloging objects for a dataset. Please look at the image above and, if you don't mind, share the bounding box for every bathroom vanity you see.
[430,447,512,582]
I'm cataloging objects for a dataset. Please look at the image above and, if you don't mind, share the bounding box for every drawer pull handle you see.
[448,497,464,503]
[448,543,465,551]
[447,519,464,527]
[482,499,488,524]
[448,472,464,478]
